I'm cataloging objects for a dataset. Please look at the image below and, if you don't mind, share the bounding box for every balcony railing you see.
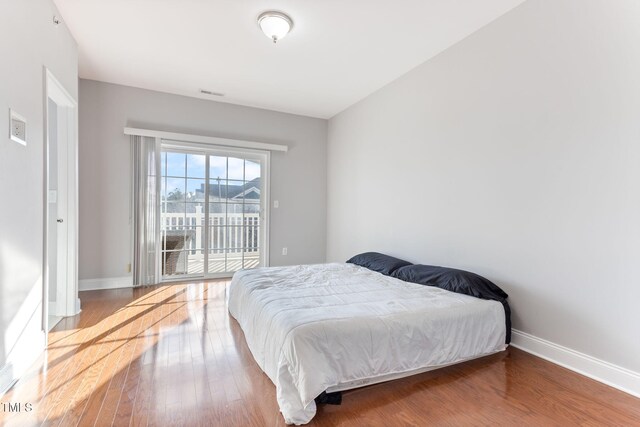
[160,207,261,275]
[161,207,260,257]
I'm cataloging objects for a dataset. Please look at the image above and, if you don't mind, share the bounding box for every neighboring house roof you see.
[197,178,261,200]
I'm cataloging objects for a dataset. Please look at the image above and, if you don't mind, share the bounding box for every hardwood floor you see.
[2,280,639,426]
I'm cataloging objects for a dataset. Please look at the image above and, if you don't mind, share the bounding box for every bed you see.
[228,257,510,425]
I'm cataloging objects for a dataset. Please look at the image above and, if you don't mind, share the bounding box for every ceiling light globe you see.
[258,11,293,43]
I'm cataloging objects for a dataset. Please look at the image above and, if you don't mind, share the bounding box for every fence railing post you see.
[161,211,260,255]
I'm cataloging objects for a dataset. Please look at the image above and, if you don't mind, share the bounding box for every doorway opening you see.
[44,69,79,333]
[159,141,269,281]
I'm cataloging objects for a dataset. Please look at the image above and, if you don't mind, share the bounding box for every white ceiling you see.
[54,0,525,119]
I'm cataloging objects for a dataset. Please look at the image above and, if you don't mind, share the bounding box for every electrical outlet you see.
[273,200,279,208]
[127,263,132,273]
[282,247,288,256]
[9,109,26,145]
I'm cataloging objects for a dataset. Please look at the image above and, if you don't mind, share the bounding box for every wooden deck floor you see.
[2,281,639,426]
[164,254,259,276]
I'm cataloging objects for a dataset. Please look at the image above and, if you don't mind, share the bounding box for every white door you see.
[49,97,70,317]
[44,70,79,331]
[47,99,70,323]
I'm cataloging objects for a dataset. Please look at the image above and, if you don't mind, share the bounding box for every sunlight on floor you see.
[0,281,246,426]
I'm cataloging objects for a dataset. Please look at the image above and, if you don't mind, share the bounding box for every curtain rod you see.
[124,127,288,152]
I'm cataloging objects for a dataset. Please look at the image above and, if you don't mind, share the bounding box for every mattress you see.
[227,263,507,424]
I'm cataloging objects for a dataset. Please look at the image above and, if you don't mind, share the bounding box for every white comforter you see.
[228,263,506,424]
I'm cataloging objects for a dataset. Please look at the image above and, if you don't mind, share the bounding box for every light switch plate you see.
[9,109,27,146]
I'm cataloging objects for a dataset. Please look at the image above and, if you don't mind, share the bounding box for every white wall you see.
[78,79,327,282]
[0,0,78,394]
[328,0,640,378]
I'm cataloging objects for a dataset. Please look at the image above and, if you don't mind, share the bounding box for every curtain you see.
[131,135,160,287]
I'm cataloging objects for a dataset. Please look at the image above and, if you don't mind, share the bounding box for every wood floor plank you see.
[34,295,122,426]
[94,289,157,427]
[75,297,142,426]
[56,301,132,427]
[1,303,107,427]
[2,280,639,427]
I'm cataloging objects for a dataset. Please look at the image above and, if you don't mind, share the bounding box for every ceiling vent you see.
[200,89,225,97]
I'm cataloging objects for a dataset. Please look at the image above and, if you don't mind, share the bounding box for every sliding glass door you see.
[159,142,268,280]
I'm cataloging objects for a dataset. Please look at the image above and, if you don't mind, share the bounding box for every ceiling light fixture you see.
[257,11,293,44]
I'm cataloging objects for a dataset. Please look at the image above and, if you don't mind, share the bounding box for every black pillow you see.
[391,264,508,301]
[346,252,412,276]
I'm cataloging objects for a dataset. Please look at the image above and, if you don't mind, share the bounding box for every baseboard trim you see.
[511,329,640,399]
[79,276,133,291]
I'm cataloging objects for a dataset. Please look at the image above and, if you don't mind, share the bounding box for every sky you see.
[161,151,261,196]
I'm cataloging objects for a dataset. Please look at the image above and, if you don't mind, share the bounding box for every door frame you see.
[42,68,80,334]
[159,139,271,281]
